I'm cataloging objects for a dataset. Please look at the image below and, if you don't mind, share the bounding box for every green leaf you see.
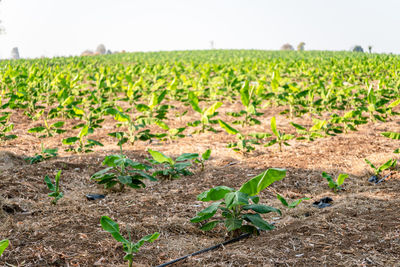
[78,125,89,139]
[240,80,250,107]
[381,132,400,140]
[188,91,202,113]
[204,102,222,117]
[100,216,128,243]
[276,193,289,207]
[224,191,249,209]
[218,119,239,135]
[290,122,307,131]
[190,202,221,223]
[225,217,243,231]
[378,159,397,172]
[200,220,220,231]
[242,213,274,231]
[336,173,349,186]
[239,168,286,196]
[290,197,309,208]
[135,232,160,248]
[365,158,377,172]
[0,239,9,256]
[243,204,281,215]
[28,126,46,133]
[201,149,212,160]
[148,149,174,165]
[176,153,199,162]
[387,98,400,108]
[322,172,337,189]
[51,121,65,128]
[197,186,235,201]
[270,117,279,137]
[44,175,55,191]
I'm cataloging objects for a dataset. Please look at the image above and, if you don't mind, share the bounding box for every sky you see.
[0,0,400,58]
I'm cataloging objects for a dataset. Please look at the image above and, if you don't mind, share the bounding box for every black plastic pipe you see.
[155,233,252,267]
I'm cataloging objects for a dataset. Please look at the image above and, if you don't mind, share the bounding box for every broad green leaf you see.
[204,102,222,117]
[243,204,281,215]
[378,159,397,172]
[78,125,89,139]
[200,220,220,231]
[387,98,400,108]
[270,117,278,137]
[240,81,250,107]
[100,216,127,243]
[290,122,306,131]
[190,202,221,223]
[197,186,235,201]
[225,218,242,231]
[239,168,286,196]
[28,126,46,133]
[242,213,274,230]
[224,191,249,209]
[381,132,400,140]
[135,232,160,248]
[218,119,239,135]
[336,173,349,186]
[202,149,212,160]
[148,149,174,165]
[188,91,202,113]
[44,175,55,191]
[322,172,336,189]
[0,239,9,256]
[176,153,199,162]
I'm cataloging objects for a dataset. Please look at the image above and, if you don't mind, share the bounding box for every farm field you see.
[0,50,399,266]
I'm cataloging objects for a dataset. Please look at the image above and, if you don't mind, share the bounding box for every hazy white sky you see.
[0,0,399,58]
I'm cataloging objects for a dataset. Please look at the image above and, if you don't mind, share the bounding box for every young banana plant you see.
[265,117,293,152]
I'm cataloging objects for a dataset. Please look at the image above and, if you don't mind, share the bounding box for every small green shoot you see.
[147,149,197,179]
[44,170,63,205]
[276,194,310,208]
[265,117,294,152]
[365,158,397,176]
[194,149,212,171]
[322,172,349,192]
[381,132,400,154]
[25,143,58,164]
[100,216,159,267]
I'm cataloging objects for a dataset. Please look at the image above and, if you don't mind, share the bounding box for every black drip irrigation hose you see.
[155,232,252,267]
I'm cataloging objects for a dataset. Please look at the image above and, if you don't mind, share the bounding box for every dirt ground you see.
[0,103,399,267]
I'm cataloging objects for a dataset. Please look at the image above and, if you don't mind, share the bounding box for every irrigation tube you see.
[155,233,252,267]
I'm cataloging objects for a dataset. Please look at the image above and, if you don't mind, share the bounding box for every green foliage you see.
[147,149,197,179]
[190,168,306,235]
[25,143,58,164]
[0,112,17,141]
[265,117,294,151]
[276,194,310,208]
[100,216,159,267]
[321,172,349,192]
[365,158,397,176]
[44,170,63,205]
[91,154,155,191]
[187,91,222,133]
[218,119,258,153]
[194,149,212,171]
[62,124,103,153]
[0,239,9,257]
[381,132,400,154]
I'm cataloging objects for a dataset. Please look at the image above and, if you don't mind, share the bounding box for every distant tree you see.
[81,50,94,56]
[11,47,19,59]
[96,44,106,55]
[352,45,364,52]
[281,43,294,51]
[297,42,305,51]
[368,45,372,54]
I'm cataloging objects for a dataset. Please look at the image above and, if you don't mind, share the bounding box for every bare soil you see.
[0,105,399,267]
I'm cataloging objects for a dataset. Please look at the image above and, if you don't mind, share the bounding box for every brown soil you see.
[0,105,399,267]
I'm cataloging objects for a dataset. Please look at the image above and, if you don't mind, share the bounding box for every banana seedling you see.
[218,119,258,153]
[321,172,349,192]
[62,124,103,153]
[187,91,222,133]
[381,132,400,154]
[265,117,294,152]
[100,216,159,267]
[44,170,63,205]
